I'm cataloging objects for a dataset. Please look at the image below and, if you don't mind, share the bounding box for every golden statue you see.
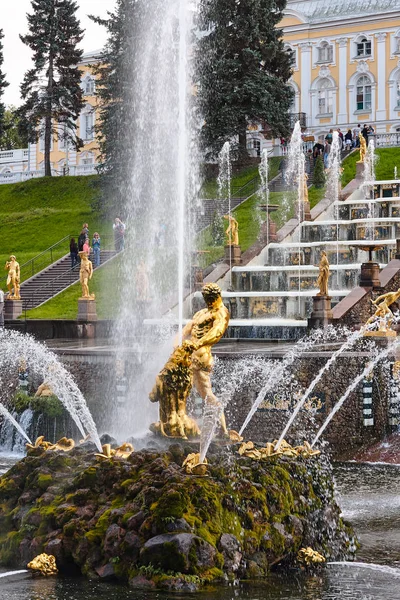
[300,172,309,204]
[27,553,58,576]
[358,132,367,163]
[224,214,239,246]
[150,341,200,439]
[297,547,325,566]
[181,283,230,436]
[5,255,21,300]
[79,251,95,299]
[34,382,54,398]
[316,251,330,296]
[364,288,400,335]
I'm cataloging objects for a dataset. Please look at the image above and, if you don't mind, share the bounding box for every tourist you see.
[323,141,331,168]
[362,124,369,146]
[82,222,89,242]
[344,129,353,151]
[337,128,344,149]
[92,232,101,267]
[113,217,126,252]
[83,238,90,257]
[78,229,87,252]
[69,237,78,269]
[325,129,333,144]
[353,124,361,147]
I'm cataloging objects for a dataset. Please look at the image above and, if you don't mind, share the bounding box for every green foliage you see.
[196,0,293,158]
[341,147,400,187]
[18,0,85,176]
[0,106,29,151]
[313,156,326,188]
[0,30,9,144]
[12,390,64,417]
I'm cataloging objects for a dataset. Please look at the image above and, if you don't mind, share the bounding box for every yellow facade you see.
[34,50,101,174]
[282,1,400,137]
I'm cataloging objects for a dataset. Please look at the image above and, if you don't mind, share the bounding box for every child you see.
[92,232,101,267]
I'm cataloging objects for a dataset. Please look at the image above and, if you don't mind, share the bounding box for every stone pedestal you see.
[224,244,241,265]
[78,298,97,322]
[360,262,380,288]
[268,219,278,242]
[308,295,333,329]
[4,299,23,320]
[356,161,365,179]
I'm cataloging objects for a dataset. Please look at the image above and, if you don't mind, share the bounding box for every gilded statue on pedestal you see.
[149,283,231,439]
[364,288,400,334]
[5,255,21,300]
[316,251,330,296]
[358,133,367,163]
[79,251,95,299]
[300,173,309,204]
[224,214,239,246]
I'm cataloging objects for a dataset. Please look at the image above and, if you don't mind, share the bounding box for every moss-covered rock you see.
[0,442,355,591]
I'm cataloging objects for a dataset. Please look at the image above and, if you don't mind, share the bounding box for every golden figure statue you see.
[297,547,325,565]
[358,132,367,163]
[79,251,95,299]
[316,251,330,296]
[224,214,239,246]
[364,288,400,335]
[300,172,309,204]
[182,283,230,436]
[27,553,58,576]
[34,382,54,398]
[5,255,21,300]
[149,341,200,439]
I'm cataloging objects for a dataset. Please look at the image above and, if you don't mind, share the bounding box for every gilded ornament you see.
[364,288,400,336]
[297,547,325,565]
[5,255,21,300]
[182,452,208,475]
[27,553,58,576]
[224,214,239,246]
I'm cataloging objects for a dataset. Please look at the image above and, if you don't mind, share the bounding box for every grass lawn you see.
[200,157,282,198]
[341,147,400,187]
[0,175,109,289]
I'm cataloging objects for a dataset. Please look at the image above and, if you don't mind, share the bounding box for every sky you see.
[2,0,116,106]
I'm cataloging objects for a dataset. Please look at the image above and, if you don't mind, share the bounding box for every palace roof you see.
[286,0,400,23]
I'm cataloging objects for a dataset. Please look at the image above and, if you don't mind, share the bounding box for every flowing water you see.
[1,461,400,599]
[218,142,232,287]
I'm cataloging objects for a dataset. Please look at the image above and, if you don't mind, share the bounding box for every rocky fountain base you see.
[0,439,355,592]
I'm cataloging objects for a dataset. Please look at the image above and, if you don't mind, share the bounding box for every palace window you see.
[356,75,372,111]
[317,42,333,63]
[82,75,95,96]
[317,78,333,114]
[396,80,400,109]
[356,37,371,57]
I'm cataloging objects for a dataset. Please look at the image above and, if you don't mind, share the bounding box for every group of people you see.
[69,223,101,270]
[69,217,126,270]
[312,123,376,168]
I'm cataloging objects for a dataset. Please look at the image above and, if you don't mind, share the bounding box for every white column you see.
[299,43,312,119]
[337,38,348,124]
[376,32,387,122]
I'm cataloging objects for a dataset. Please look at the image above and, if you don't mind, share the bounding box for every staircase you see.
[20,249,118,310]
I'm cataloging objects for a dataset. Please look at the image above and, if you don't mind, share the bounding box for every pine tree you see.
[0,29,9,145]
[313,156,326,188]
[90,0,142,214]
[18,0,84,176]
[197,0,294,159]
[0,107,29,150]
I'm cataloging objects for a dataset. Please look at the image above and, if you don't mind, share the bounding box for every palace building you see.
[282,0,400,136]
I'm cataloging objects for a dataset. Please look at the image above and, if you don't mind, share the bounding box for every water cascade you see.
[0,404,32,445]
[285,121,305,314]
[239,326,353,436]
[259,149,270,261]
[218,141,232,286]
[112,0,198,436]
[311,339,398,447]
[275,329,362,449]
[364,139,377,238]
[326,131,341,287]
[0,329,102,452]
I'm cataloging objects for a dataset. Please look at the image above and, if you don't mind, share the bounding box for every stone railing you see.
[0,148,29,163]
[0,164,98,184]
[370,132,400,148]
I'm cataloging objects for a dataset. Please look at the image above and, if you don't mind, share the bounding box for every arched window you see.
[81,105,95,142]
[317,78,333,114]
[318,42,333,63]
[356,75,372,111]
[356,37,371,57]
[82,75,95,96]
[284,44,296,68]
